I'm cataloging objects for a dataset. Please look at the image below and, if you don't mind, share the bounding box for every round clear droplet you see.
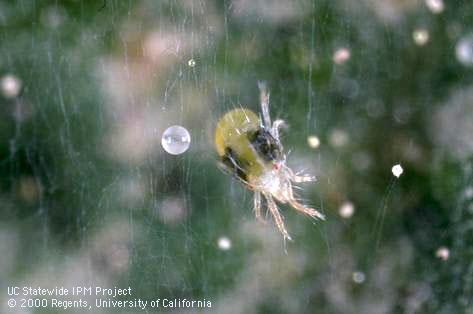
[435,246,449,261]
[161,125,191,155]
[413,29,429,46]
[456,35,473,67]
[1,74,22,98]
[333,47,351,65]
[352,271,366,284]
[307,135,320,149]
[392,164,404,178]
[339,201,355,218]
[425,0,444,14]
[217,236,232,251]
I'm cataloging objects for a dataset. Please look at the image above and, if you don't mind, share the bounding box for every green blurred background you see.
[1,0,472,313]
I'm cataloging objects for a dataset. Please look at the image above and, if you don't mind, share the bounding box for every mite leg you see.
[271,119,286,141]
[285,184,325,220]
[266,194,292,240]
[254,191,265,223]
[288,198,325,220]
[258,81,271,129]
[284,166,316,183]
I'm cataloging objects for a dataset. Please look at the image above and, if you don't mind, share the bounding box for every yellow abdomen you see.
[214,108,265,181]
[215,108,259,155]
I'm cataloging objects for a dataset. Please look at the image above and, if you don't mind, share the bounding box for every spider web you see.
[1,1,472,313]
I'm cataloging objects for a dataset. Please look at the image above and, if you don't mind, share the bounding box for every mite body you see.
[214,83,325,240]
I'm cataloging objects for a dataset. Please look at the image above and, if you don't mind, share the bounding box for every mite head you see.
[249,128,283,165]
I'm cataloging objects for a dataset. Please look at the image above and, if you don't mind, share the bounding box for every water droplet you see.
[425,0,444,14]
[339,201,355,218]
[413,29,430,46]
[161,125,191,155]
[435,246,449,261]
[1,74,22,98]
[456,35,473,67]
[218,236,232,250]
[188,58,196,67]
[333,48,351,65]
[352,271,366,284]
[392,164,404,178]
[307,135,320,149]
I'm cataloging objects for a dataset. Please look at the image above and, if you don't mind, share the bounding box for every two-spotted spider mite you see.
[214,82,325,240]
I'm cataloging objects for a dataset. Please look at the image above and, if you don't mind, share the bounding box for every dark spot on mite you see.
[249,128,282,162]
[221,147,249,182]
